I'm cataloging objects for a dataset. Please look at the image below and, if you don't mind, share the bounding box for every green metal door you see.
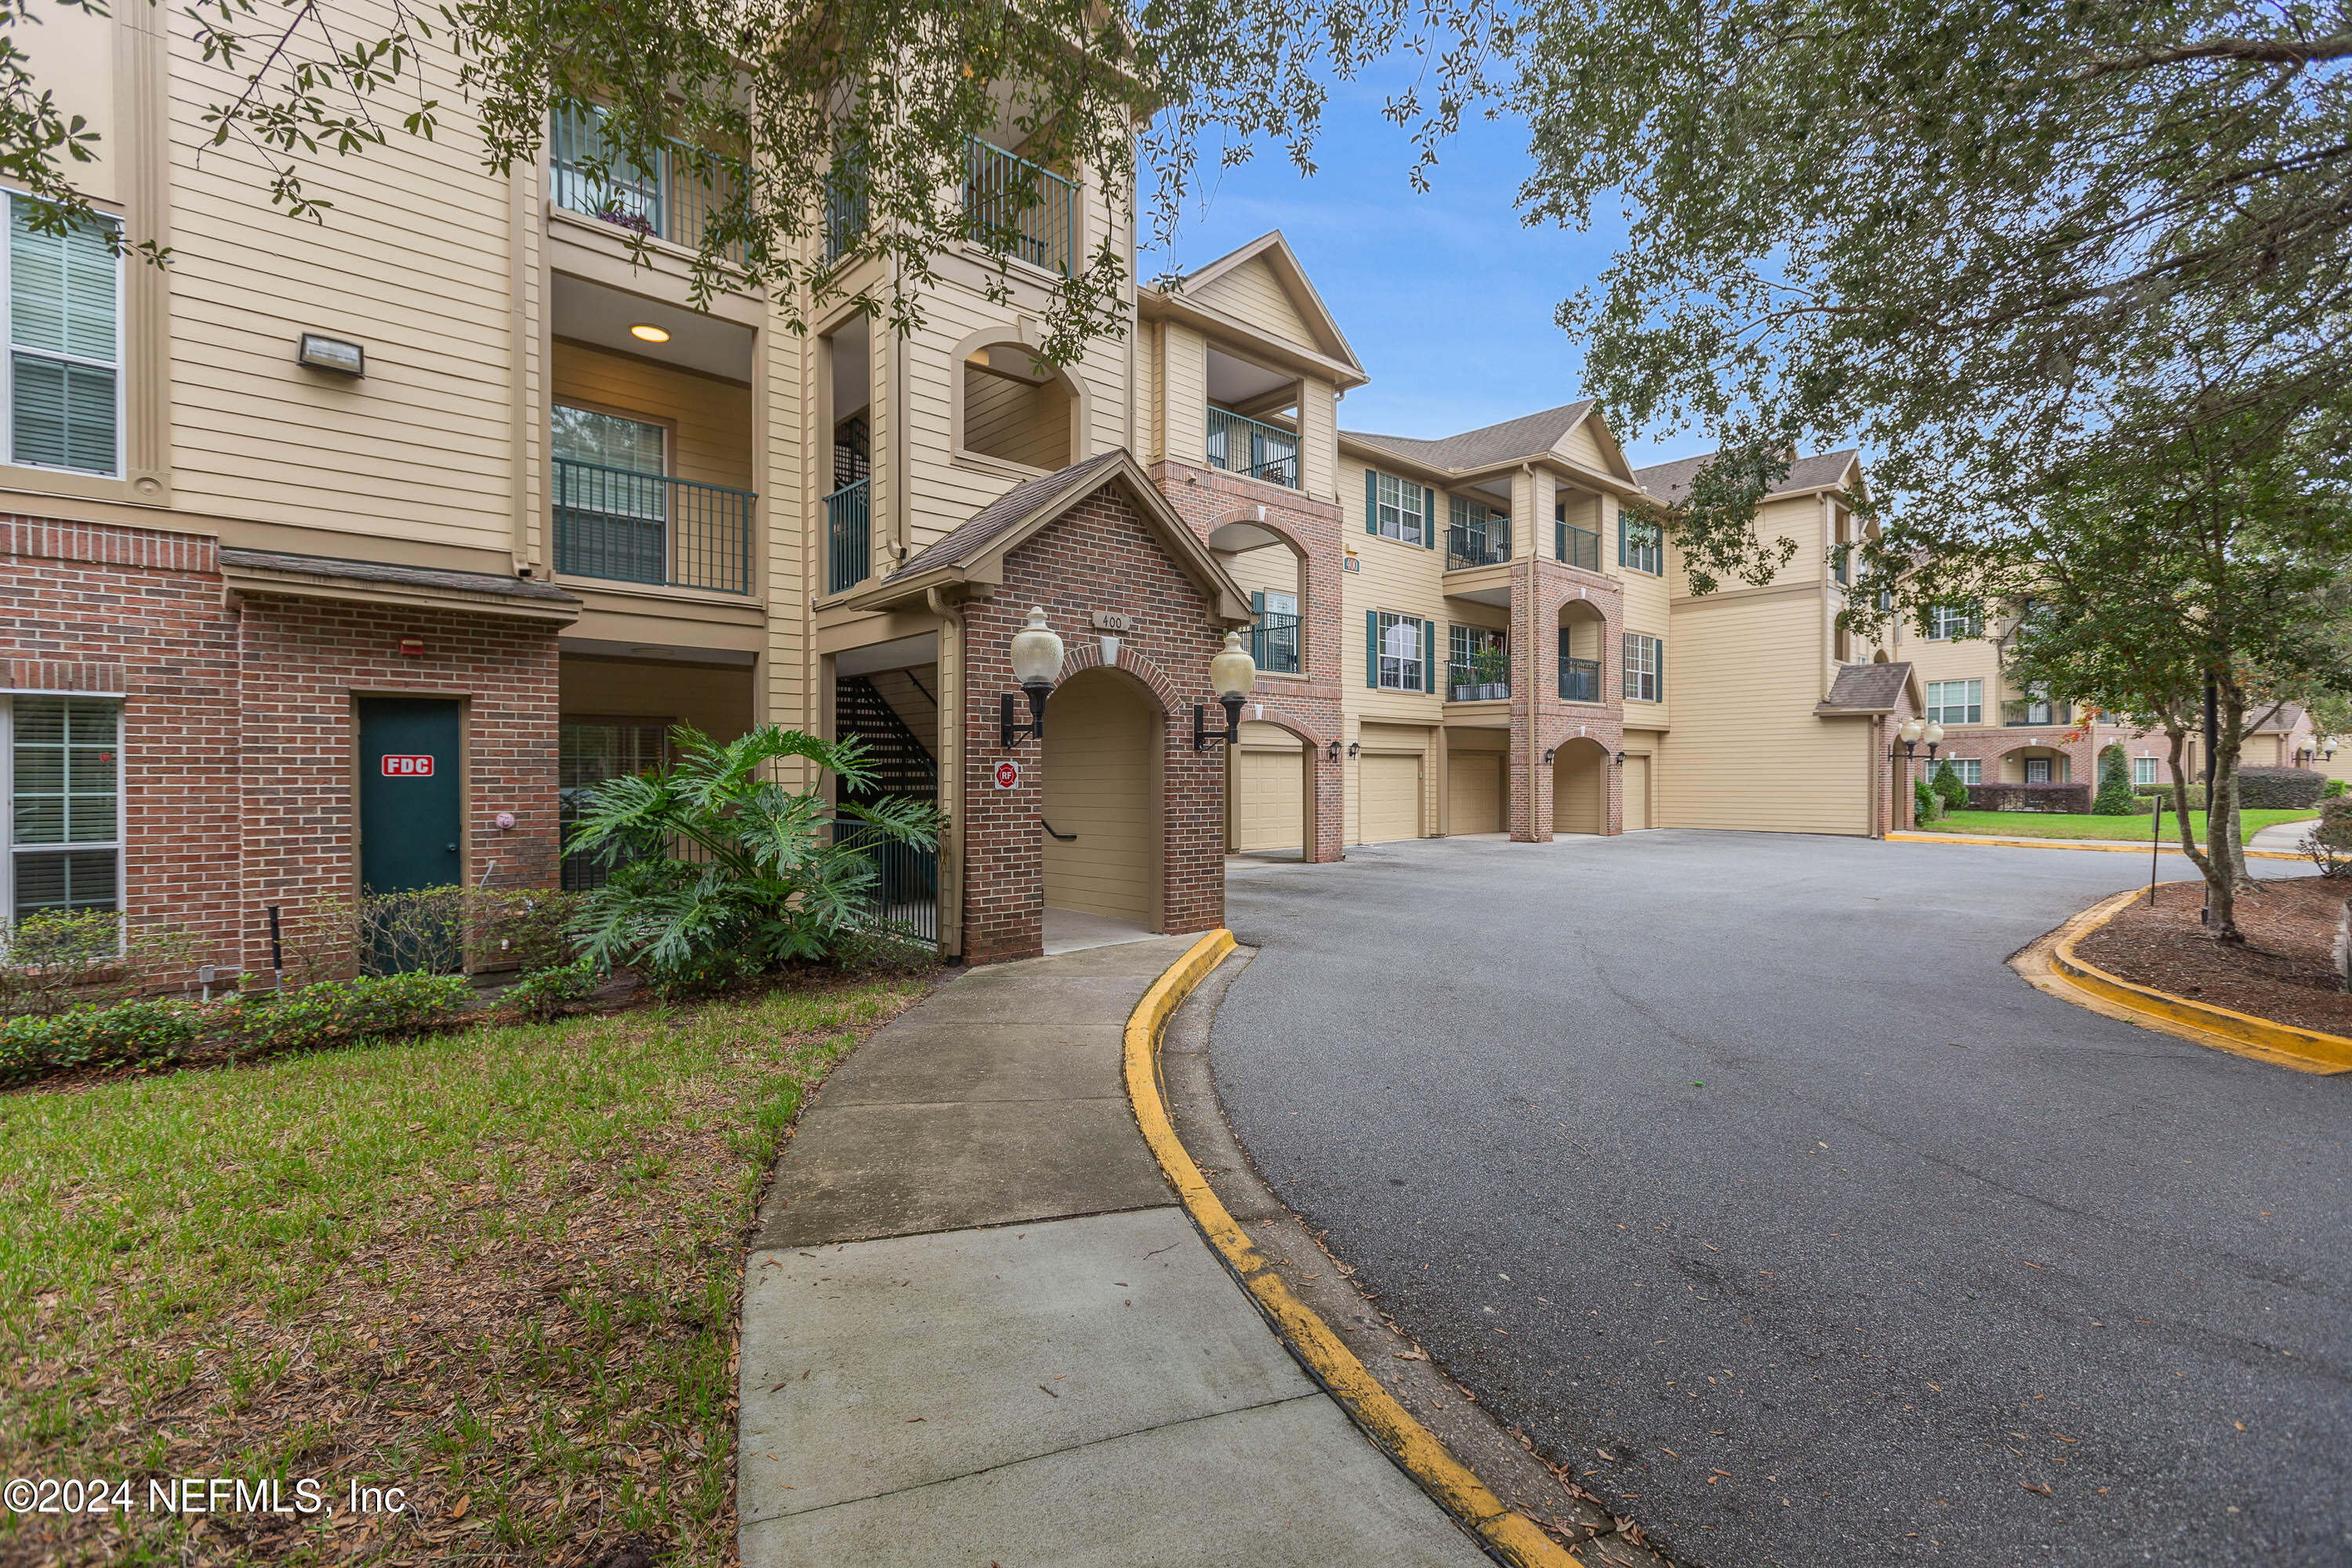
[358,698,462,895]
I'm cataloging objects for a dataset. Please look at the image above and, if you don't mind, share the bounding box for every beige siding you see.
[1612,495,1673,728]
[553,341,753,492]
[1655,590,1871,833]
[30,6,115,201]
[1192,258,1313,344]
[561,657,755,742]
[1298,376,1338,503]
[1041,670,1156,923]
[1161,324,1208,467]
[1222,541,1302,601]
[1556,420,1606,472]
[1138,321,1163,463]
[1340,456,1447,732]
[961,361,1072,470]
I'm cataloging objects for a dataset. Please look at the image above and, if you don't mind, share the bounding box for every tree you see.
[1932,757,1968,811]
[3,0,1510,355]
[2092,746,2135,815]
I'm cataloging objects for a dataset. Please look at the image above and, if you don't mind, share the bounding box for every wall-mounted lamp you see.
[1347,741,1360,760]
[1612,750,1626,765]
[296,332,365,376]
[1326,739,1341,764]
[1193,631,1258,750]
[1000,607,1063,748]
[1542,746,1556,765]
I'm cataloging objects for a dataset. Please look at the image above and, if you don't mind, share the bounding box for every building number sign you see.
[381,754,436,777]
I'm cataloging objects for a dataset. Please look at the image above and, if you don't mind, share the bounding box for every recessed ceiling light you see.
[629,323,670,343]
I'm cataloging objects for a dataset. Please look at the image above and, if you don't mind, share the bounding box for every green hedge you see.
[0,1000,198,1086]
[2234,766,2326,808]
[230,971,474,1055]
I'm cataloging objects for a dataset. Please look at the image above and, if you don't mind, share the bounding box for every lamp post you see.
[1000,607,1063,748]
[1194,630,1259,750]
[1893,717,1944,829]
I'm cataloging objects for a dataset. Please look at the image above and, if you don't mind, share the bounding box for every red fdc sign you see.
[380,754,435,777]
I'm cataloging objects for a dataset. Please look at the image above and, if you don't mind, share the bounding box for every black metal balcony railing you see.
[1559,656,1602,703]
[1250,611,1301,675]
[1207,407,1300,489]
[554,458,753,593]
[826,477,871,595]
[549,107,745,263]
[1447,525,1512,571]
[1557,522,1601,572]
[964,137,1077,274]
[2005,700,2063,726]
[1448,665,1510,702]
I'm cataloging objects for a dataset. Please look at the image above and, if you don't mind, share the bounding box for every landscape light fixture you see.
[296,332,365,376]
[1000,607,1063,748]
[1194,631,1259,750]
[1893,717,1945,829]
[629,323,672,344]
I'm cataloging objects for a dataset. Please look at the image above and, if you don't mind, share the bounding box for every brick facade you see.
[957,485,1229,963]
[1512,557,1627,841]
[1151,459,1346,862]
[0,514,561,978]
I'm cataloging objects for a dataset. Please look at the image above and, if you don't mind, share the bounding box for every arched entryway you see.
[1042,666,1163,932]
[1552,737,1610,834]
[1228,720,1312,855]
[2002,745,2071,784]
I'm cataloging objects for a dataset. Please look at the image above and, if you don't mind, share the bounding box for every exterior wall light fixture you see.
[1194,631,1258,750]
[1000,607,1064,748]
[296,332,365,376]
[1542,746,1557,765]
[1347,741,1360,760]
[1326,739,1341,764]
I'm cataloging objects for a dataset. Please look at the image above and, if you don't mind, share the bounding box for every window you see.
[1373,612,1428,691]
[560,720,669,891]
[5,196,122,477]
[1617,505,1662,575]
[1925,756,1980,786]
[5,697,122,920]
[553,405,666,477]
[1368,470,1427,546]
[2024,757,2053,784]
[2132,756,2161,787]
[1926,604,1982,641]
[552,405,669,582]
[1925,679,1982,725]
[1622,632,1663,702]
[1447,624,1508,699]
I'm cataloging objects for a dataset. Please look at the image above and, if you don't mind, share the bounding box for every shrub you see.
[2234,766,2326,809]
[503,958,603,1022]
[2307,797,2352,877]
[2136,781,2211,812]
[2327,779,2347,799]
[1913,778,1940,822]
[1964,782,2092,813]
[0,999,201,1086]
[2091,746,2136,815]
[233,971,474,1055]
[569,724,941,997]
[466,887,584,975]
[0,911,204,1018]
[1932,758,1969,810]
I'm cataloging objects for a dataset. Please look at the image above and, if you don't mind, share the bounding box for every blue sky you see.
[1139,68,1699,471]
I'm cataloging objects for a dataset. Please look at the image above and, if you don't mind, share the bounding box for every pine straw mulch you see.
[0,973,931,1568]
[2074,875,2352,1036]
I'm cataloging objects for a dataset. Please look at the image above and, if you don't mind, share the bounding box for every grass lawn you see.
[1916,807,2321,844]
[0,976,928,1566]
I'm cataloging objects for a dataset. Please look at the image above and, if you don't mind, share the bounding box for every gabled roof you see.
[843,448,1251,624]
[1340,400,1646,495]
[2252,702,2311,734]
[1814,659,1919,717]
[1145,231,1367,387]
[1635,448,1862,508]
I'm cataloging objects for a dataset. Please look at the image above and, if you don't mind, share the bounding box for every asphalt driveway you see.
[1212,832,2350,1566]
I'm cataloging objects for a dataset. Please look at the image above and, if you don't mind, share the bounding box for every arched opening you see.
[1552,737,1610,834]
[1228,720,1311,856]
[2002,745,2070,785]
[1042,667,1161,932]
[960,343,1075,470]
[1209,518,1305,677]
[1558,601,1608,703]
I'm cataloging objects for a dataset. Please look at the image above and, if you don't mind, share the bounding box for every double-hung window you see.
[2132,755,2161,787]
[1621,632,1664,702]
[1617,505,1662,575]
[1926,756,1981,786]
[1369,471,1426,546]
[1925,678,1983,726]
[1374,612,1427,691]
[1926,604,1981,641]
[4,696,122,921]
[5,195,122,476]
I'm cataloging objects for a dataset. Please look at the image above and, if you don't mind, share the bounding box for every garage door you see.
[1623,753,1651,831]
[1446,753,1502,835]
[1358,753,1423,843]
[1232,744,1306,852]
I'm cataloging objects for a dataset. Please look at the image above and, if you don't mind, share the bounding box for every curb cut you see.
[1889,829,2308,861]
[1125,930,1586,1567]
[2016,889,2352,1075]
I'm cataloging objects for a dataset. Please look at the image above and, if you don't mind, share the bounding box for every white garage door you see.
[1623,753,1651,831]
[1446,753,1502,835]
[1232,744,1306,852]
[1359,753,1423,843]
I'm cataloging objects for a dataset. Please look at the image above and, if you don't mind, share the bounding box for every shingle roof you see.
[1633,448,1860,508]
[1816,660,1912,714]
[1343,401,1596,474]
[2252,702,2310,734]
[888,450,1127,581]
[219,547,579,604]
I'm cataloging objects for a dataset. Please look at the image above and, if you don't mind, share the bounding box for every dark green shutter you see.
[1365,468,1378,535]
[1423,619,1437,692]
[1366,611,1378,688]
[1617,506,1628,568]
[1423,487,1437,548]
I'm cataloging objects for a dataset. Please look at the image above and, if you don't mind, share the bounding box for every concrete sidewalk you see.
[736,936,1489,1566]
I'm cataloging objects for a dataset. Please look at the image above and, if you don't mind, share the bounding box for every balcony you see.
[964,138,1076,274]
[554,459,753,593]
[1250,611,1301,675]
[826,477,871,595]
[550,107,744,263]
[1559,657,1602,703]
[1207,407,1300,489]
[1447,666,1509,703]
[2004,699,2064,726]
[1447,524,1511,571]
[1557,522,1601,572]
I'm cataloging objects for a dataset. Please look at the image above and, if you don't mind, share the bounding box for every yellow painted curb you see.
[1125,930,1584,1567]
[2024,889,2352,1074]
[1890,829,2307,861]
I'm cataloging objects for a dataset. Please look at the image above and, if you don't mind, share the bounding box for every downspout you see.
[927,585,966,959]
